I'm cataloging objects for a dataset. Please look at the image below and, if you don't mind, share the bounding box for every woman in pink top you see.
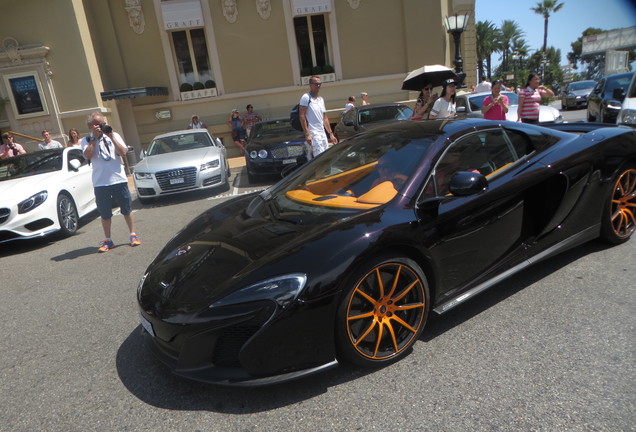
[517,73,554,123]
[481,80,509,121]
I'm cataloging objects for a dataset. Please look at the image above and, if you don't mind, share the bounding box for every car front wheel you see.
[57,193,79,236]
[336,255,429,368]
[600,165,636,244]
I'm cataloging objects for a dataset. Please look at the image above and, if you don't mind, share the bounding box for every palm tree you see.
[476,20,501,79]
[531,0,564,53]
[499,20,525,72]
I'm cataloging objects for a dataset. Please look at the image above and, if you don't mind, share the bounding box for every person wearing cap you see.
[227,109,246,154]
[1,133,27,159]
[188,115,207,129]
[429,79,457,119]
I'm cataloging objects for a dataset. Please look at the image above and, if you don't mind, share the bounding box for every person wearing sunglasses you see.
[1,133,27,159]
[411,83,437,120]
[429,78,458,119]
[298,76,337,159]
[82,111,140,252]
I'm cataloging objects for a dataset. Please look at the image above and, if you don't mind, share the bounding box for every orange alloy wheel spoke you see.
[374,268,386,298]
[373,320,385,356]
[382,321,400,354]
[389,314,418,334]
[612,169,636,237]
[354,320,378,348]
[353,286,378,305]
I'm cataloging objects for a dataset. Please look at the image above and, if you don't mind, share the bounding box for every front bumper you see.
[134,165,226,198]
[0,198,60,244]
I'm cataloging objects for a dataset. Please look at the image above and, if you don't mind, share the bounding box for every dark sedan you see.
[561,80,596,110]
[334,103,413,140]
[245,118,307,183]
[137,119,635,386]
[587,71,634,123]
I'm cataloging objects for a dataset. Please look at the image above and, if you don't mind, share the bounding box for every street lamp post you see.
[443,12,470,88]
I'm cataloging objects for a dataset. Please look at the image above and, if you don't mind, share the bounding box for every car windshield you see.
[606,74,633,93]
[147,132,213,156]
[246,128,436,222]
[569,81,595,91]
[0,150,63,181]
[357,106,414,124]
[467,92,518,111]
[252,120,299,138]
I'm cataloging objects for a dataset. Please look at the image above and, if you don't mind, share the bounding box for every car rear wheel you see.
[600,165,636,244]
[57,193,79,236]
[336,255,429,368]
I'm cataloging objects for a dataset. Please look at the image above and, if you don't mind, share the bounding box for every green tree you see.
[499,20,525,73]
[531,0,564,53]
[476,20,501,80]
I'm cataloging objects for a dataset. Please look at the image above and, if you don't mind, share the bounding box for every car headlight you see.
[134,172,153,180]
[618,109,636,125]
[211,273,307,309]
[607,101,622,110]
[258,149,268,159]
[18,191,48,214]
[201,159,220,171]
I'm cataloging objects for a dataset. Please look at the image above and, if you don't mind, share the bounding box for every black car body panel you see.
[587,72,634,123]
[137,119,636,386]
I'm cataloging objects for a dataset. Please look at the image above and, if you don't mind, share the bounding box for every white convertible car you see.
[0,147,96,244]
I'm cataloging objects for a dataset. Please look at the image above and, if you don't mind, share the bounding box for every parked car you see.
[0,147,96,244]
[587,71,634,123]
[334,103,413,140]
[456,91,562,122]
[616,72,636,126]
[137,118,635,386]
[561,80,596,110]
[133,129,229,203]
[245,118,307,183]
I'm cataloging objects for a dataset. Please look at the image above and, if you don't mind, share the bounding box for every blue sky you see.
[475,0,636,67]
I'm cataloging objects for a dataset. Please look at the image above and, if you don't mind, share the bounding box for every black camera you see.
[99,123,113,134]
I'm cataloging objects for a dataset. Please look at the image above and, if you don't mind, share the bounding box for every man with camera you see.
[81,111,140,252]
[1,133,27,159]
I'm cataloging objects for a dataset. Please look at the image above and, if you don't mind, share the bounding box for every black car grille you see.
[270,144,305,159]
[0,208,9,224]
[155,167,197,191]
[212,325,261,367]
[203,175,222,186]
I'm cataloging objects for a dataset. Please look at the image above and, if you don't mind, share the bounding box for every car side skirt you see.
[433,224,600,314]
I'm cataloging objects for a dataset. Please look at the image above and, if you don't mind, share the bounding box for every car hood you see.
[0,172,60,204]
[138,193,389,319]
[247,135,304,148]
[134,147,221,172]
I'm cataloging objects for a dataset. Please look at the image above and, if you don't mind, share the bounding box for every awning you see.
[101,86,168,101]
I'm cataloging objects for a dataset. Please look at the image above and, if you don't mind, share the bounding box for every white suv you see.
[617,73,636,126]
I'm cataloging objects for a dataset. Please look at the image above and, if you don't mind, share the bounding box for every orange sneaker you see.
[130,234,141,247]
[99,239,114,252]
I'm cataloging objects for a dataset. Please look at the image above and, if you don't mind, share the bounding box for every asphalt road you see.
[1,109,634,432]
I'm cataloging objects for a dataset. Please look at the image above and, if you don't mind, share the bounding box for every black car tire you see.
[335,254,430,368]
[57,193,79,237]
[600,165,636,244]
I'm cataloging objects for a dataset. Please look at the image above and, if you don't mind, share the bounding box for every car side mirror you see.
[344,119,354,126]
[68,159,81,171]
[613,88,626,100]
[448,171,488,196]
[215,137,224,147]
[140,150,146,160]
[456,106,467,113]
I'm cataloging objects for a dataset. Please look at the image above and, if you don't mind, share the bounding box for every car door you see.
[419,127,542,298]
[65,148,95,215]
[588,79,604,119]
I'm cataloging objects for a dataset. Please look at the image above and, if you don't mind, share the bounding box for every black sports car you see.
[334,103,413,141]
[244,118,307,183]
[137,119,636,386]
